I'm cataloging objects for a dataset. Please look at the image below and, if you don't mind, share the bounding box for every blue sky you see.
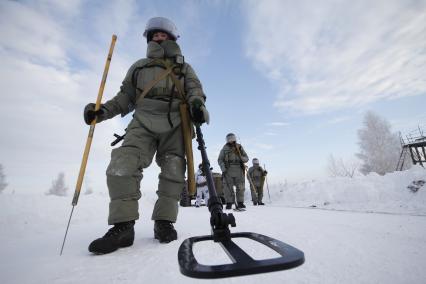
[0,0,425,194]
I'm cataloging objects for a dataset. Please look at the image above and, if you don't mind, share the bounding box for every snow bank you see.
[269,166,426,215]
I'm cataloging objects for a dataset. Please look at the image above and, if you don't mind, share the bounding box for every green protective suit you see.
[217,143,249,203]
[247,165,267,203]
[100,40,206,225]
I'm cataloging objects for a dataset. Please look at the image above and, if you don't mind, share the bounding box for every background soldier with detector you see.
[84,17,209,254]
[247,158,268,205]
[218,133,249,210]
[195,163,209,207]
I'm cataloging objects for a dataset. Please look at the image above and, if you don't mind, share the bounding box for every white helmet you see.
[143,17,179,42]
[226,133,236,143]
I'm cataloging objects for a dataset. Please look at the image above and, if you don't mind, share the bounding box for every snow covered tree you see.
[46,172,68,196]
[327,154,360,178]
[356,111,401,175]
[0,163,8,193]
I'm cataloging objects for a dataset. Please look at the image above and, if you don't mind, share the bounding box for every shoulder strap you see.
[135,66,173,104]
[168,71,186,101]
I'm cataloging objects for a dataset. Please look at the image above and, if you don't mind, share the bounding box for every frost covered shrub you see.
[356,111,401,175]
[46,172,68,196]
[0,164,7,193]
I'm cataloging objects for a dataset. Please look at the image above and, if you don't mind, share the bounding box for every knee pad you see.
[107,147,142,177]
[156,154,186,183]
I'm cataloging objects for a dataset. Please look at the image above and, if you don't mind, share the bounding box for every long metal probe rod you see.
[60,206,75,255]
[60,35,117,255]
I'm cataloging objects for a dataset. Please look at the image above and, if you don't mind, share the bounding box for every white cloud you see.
[0,1,68,67]
[243,0,426,114]
[266,122,290,127]
[92,0,137,40]
[326,115,352,125]
[254,143,274,150]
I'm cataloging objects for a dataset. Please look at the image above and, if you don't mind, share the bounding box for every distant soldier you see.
[195,163,209,207]
[218,133,249,210]
[247,158,268,205]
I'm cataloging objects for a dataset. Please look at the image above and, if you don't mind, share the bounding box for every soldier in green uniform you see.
[247,158,268,205]
[218,133,249,210]
[84,17,209,254]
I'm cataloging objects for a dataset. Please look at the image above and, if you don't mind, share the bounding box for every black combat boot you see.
[253,201,258,206]
[225,203,233,210]
[88,220,135,254]
[154,220,177,243]
[258,202,265,205]
[237,202,246,209]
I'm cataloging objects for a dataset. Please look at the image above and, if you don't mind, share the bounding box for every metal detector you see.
[177,125,305,278]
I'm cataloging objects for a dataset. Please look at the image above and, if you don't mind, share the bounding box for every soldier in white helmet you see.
[218,133,249,210]
[247,158,268,205]
[85,17,209,254]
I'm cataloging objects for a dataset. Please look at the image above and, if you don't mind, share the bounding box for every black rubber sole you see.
[88,238,134,254]
[154,233,177,243]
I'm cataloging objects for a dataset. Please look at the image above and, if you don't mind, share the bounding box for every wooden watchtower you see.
[396,125,426,171]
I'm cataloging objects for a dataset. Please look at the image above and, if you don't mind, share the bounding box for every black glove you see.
[264,170,268,176]
[84,103,105,125]
[190,99,209,125]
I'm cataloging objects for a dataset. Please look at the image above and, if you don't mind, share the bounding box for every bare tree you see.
[327,154,360,178]
[0,163,8,193]
[356,111,401,175]
[46,172,68,196]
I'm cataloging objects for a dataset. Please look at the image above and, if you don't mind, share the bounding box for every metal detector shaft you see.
[264,164,271,203]
[194,125,218,201]
[194,125,236,242]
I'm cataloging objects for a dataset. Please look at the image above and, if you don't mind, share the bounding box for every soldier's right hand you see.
[190,98,210,125]
[84,103,105,125]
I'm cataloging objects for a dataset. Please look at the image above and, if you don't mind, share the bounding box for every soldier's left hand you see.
[190,99,210,125]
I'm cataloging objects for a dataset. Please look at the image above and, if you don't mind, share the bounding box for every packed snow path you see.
[1,193,425,284]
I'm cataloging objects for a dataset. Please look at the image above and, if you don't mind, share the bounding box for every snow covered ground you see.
[1,166,426,284]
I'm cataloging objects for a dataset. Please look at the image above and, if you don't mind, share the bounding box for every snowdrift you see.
[269,165,426,215]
